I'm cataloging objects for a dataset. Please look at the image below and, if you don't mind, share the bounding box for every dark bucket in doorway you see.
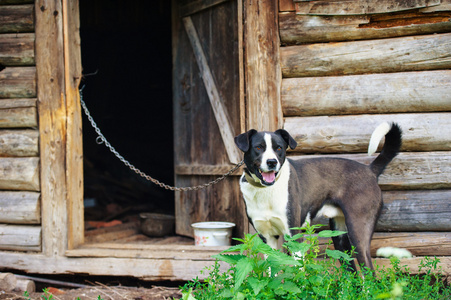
[139,213,175,237]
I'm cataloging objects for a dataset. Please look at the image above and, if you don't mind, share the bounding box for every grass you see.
[180,224,450,299]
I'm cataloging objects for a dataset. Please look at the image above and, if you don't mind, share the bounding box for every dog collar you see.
[244,171,266,188]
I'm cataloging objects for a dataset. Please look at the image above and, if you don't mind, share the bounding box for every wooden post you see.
[243,0,283,131]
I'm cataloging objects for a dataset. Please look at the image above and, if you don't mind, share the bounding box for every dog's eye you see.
[276,146,283,151]
[256,145,263,151]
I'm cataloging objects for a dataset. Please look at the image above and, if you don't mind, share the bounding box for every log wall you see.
[0,1,41,251]
[279,0,451,269]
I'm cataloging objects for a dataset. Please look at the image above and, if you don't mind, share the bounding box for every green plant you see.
[181,223,450,299]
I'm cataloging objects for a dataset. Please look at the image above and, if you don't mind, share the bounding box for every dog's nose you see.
[267,159,278,169]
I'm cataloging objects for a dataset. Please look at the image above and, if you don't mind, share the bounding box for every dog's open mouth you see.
[258,169,277,185]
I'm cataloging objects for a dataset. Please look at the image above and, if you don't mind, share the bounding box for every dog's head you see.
[234,129,297,186]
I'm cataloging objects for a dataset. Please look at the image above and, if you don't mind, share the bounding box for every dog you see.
[234,122,402,271]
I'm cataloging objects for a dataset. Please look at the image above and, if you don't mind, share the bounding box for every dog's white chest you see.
[240,163,291,237]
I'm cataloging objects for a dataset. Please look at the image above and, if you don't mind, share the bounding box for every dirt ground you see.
[0,285,182,300]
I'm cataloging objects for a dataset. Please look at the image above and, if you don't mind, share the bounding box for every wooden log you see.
[314,190,451,231]
[284,113,451,153]
[0,130,39,156]
[0,67,36,98]
[318,232,450,257]
[291,152,451,190]
[0,33,35,66]
[0,272,17,292]
[282,71,451,117]
[0,157,40,191]
[280,11,451,44]
[294,0,441,15]
[0,225,41,251]
[378,190,451,231]
[370,232,451,256]
[280,33,451,77]
[14,279,35,293]
[0,191,40,224]
[0,98,37,127]
[0,4,34,33]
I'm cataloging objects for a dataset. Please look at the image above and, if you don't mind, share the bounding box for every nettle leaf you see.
[318,230,347,238]
[308,274,323,286]
[284,233,304,241]
[247,277,268,295]
[326,249,353,261]
[287,241,311,255]
[235,256,254,289]
[221,244,245,254]
[267,251,301,267]
[282,280,302,294]
[212,254,246,265]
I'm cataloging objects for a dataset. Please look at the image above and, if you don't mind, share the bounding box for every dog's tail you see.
[368,122,402,177]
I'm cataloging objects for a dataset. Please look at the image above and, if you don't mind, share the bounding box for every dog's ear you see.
[235,129,257,152]
[275,129,297,150]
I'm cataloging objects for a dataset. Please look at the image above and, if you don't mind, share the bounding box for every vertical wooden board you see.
[173,1,245,237]
[244,0,283,131]
[35,0,68,256]
[62,0,84,250]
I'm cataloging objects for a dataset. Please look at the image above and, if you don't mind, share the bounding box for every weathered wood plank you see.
[0,225,41,251]
[244,0,283,130]
[0,4,34,33]
[282,71,451,116]
[0,130,38,156]
[0,99,37,127]
[284,113,451,153]
[281,33,451,77]
[0,67,36,98]
[294,0,440,15]
[0,191,40,224]
[291,152,451,190]
[179,0,229,16]
[175,164,243,175]
[0,157,40,190]
[63,0,84,250]
[0,251,448,280]
[0,33,34,66]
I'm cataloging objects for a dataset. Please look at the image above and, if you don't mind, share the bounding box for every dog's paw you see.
[376,247,413,259]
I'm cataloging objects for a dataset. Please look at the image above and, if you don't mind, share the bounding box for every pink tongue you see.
[262,171,276,183]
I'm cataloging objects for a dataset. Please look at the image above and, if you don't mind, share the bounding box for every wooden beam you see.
[0,67,36,98]
[179,0,229,16]
[62,0,84,250]
[0,4,34,33]
[175,164,243,175]
[35,0,68,257]
[0,130,38,156]
[182,16,241,164]
[0,191,40,224]
[284,113,451,153]
[282,71,451,117]
[0,33,35,66]
[243,0,283,131]
[0,157,39,191]
[281,32,451,77]
[0,224,41,251]
[290,152,451,190]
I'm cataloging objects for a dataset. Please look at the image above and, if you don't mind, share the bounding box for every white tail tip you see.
[368,122,391,156]
[376,247,413,259]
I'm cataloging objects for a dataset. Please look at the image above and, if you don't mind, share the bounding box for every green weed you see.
[181,223,450,299]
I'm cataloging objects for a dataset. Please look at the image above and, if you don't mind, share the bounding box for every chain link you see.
[79,86,244,191]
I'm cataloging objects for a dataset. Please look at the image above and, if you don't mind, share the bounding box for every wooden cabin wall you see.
[0,0,41,251]
[279,0,451,262]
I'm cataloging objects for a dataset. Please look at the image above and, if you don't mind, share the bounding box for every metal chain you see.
[79,86,244,191]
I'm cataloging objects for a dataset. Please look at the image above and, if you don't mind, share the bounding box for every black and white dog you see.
[234,122,402,270]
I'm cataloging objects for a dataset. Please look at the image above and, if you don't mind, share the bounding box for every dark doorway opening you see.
[79,0,176,240]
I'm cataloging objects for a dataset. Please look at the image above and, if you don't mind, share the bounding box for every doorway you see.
[78,0,183,243]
